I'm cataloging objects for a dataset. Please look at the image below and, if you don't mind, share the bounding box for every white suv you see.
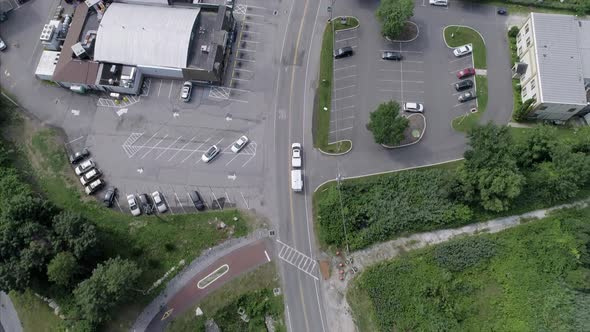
[429,0,448,6]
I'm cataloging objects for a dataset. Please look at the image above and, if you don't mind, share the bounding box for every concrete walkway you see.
[0,291,23,332]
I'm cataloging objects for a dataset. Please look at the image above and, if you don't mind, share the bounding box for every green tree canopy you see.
[51,211,99,260]
[367,101,409,146]
[514,125,557,168]
[47,251,78,287]
[72,257,141,326]
[376,0,414,39]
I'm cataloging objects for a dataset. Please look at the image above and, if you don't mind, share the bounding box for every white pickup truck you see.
[291,143,302,168]
[291,169,303,192]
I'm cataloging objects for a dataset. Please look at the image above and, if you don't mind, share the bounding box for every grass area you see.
[443,26,487,69]
[0,99,253,330]
[452,75,488,132]
[313,17,358,155]
[475,0,583,15]
[167,263,284,332]
[347,206,590,331]
[9,290,65,332]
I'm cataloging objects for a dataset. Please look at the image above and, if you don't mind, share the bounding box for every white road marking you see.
[335,36,357,42]
[334,85,356,91]
[157,79,163,97]
[181,137,210,163]
[334,64,356,71]
[329,127,353,134]
[66,136,85,144]
[334,74,356,81]
[175,192,186,213]
[330,116,354,122]
[141,134,168,159]
[156,136,182,160]
[237,48,257,53]
[167,136,196,161]
[264,250,271,262]
[233,68,254,73]
[133,132,159,156]
[333,95,356,101]
[240,191,249,209]
[168,80,174,99]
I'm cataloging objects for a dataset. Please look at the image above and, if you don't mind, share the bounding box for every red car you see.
[457,67,476,79]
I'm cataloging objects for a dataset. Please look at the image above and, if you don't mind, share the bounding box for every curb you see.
[385,21,420,43]
[442,25,487,70]
[318,139,353,156]
[332,16,360,32]
[381,113,426,149]
[313,158,465,193]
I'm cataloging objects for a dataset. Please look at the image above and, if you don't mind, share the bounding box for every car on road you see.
[84,179,104,195]
[139,193,153,215]
[458,91,476,102]
[79,168,101,186]
[403,102,424,113]
[201,145,220,163]
[103,187,117,208]
[69,148,89,164]
[127,194,141,216]
[429,0,448,6]
[381,51,403,61]
[0,37,6,51]
[457,67,476,79]
[497,7,507,15]
[151,191,168,213]
[334,46,353,59]
[74,159,95,175]
[180,81,192,102]
[291,169,303,192]
[231,135,249,153]
[189,191,206,211]
[454,79,474,91]
[291,143,302,168]
[453,44,473,57]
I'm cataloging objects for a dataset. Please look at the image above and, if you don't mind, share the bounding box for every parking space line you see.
[333,95,356,101]
[334,74,356,81]
[403,60,424,63]
[335,36,357,42]
[157,79,163,97]
[245,12,265,17]
[242,3,269,9]
[168,80,174,99]
[334,84,356,91]
[380,89,424,93]
[236,58,256,63]
[156,136,182,160]
[224,191,232,204]
[334,64,356,71]
[159,186,174,215]
[181,137,210,163]
[379,69,424,73]
[233,68,254,73]
[449,57,469,63]
[186,192,197,211]
[237,48,256,53]
[114,197,123,213]
[329,127,353,134]
[167,136,196,161]
[232,77,250,82]
[330,116,354,122]
[210,187,221,210]
[141,134,168,159]
[452,103,465,108]
[401,80,424,83]
[241,142,257,167]
[240,192,249,209]
[133,132,158,157]
[243,21,264,25]
[225,153,241,166]
[332,105,355,113]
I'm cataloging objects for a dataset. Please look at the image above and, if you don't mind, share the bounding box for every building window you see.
[531,94,536,101]
[526,37,531,47]
[567,108,577,112]
[522,85,527,96]
[517,33,521,41]
[530,79,535,89]
[518,46,523,55]
[525,24,529,33]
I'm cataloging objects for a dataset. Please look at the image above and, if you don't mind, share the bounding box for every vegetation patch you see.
[168,263,285,332]
[348,207,590,331]
[9,290,65,332]
[452,75,488,132]
[444,26,487,69]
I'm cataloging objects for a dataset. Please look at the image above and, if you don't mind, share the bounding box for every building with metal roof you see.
[514,13,590,122]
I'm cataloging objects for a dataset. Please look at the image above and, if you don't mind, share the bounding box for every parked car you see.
[79,168,101,186]
[127,194,141,216]
[84,179,104,195]
[103,186,117,208]
[69,148,89,164]
[151,191,168,213]
[453,44,473,57]
[403,102,424,113]
[189,191,206,211]
[0,37,6,51]
[74,159,95,175]
[497,7,507,15]
[334,46,353,59]
[201,145,220,163]
[454,79,474,91]
[458,91,476,102]
[429,0,448,6]
[231,135,249,153]
[381,51,403,61]
[180,81,192,102]
[138,193,153,215]
[457,67,476,79]
[291,143,302,168]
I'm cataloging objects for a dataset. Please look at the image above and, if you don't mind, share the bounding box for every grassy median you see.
[444,26,487,69]
[452,75,488,132]
[313,17,358,154]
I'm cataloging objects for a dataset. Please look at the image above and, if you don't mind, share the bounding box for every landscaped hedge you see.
[316,169,473,250]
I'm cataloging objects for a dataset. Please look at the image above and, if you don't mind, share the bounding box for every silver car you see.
[201,145,220,163]
[231,135,249,153]
[151,191,168,213]
[127,194,141,216]
[453,44,473,57]
[403,102,424,113]
[180,81,192,102]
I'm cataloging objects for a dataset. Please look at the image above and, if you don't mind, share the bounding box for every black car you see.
[381,51,403,61]
[139,193,153,215]
[189,191,206,211]
[454,79,474,91]
[334,46,353,59]
[69,148,89,164]
[497,7,507,15]
[103,187,117,208]
[458,91,476,102]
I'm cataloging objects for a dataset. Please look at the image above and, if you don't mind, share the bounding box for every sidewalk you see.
[0,291,23,332]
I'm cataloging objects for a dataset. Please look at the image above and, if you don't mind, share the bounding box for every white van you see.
[291,169,303,192]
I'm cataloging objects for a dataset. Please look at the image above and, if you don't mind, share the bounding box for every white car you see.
[151,191,168,213]
[453,44,473,57]
[84,179,104,195]
[180,81,192,102]
[201,145,220,163]
[127,194,141,216]
[0,37,6,51]
[79,168,101,186]
[403,102,424,113]
[291,143,302,168]
[230,135,249,153]
[74,159,95,175]
[429,0,448,6]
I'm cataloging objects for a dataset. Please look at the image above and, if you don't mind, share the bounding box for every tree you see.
[47,252,78,287]
[72,257,141,326]
[51,211,99,260]
[514,125,557,168]
[376,0,414,39]
[367,101,409,146]
[459,123,525,211]
[512,98,535,122]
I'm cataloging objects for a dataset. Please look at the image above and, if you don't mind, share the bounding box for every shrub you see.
[508,26,519,38]
[433,236,497,272]
[513,98,535,122]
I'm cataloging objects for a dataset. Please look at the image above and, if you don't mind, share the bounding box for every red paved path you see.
[145,239,272,331]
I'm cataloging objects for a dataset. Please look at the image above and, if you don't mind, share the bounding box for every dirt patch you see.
[319,260,331,280]
[387,21,418,42]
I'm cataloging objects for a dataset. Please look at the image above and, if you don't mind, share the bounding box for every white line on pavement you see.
[167,136,196,161]
[329,127,353,134]
[334,85,356,91]
[335,36,357,42]
[334,74,356,81]
[264,250,271,262]
[141,134,168,159]
[330,116,355,122]
[334,64,356,71]
[132,132,158,157]
[180,137,210,163]
[333,95,356,101]
[156,136,182,160]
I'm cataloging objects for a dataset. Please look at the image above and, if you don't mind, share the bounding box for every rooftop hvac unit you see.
[201,45,210,53]
[40,24,55,41]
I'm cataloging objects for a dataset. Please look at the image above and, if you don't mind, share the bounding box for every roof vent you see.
[201,45,210,53]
